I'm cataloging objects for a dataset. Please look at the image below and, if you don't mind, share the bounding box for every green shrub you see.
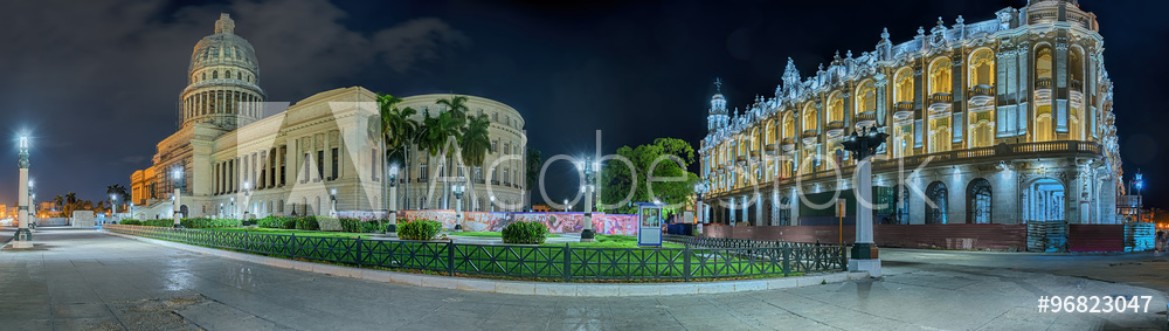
[121,219,141,225]
[181,218,242,228]
[361,220,387,233]
[295,216,319,230]
[399,220,442,241]
[339,218,361,233]
[143,219,173,227]
[502,221,548,244]
[257,216,286,229]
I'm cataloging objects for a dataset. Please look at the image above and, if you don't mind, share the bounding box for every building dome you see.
[180,13,265,130]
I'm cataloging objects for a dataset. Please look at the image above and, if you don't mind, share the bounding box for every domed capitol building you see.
[700,0,1124,233]
[130,14,527,219]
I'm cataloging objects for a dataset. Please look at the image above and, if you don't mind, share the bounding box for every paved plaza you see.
[1,228,1167,330]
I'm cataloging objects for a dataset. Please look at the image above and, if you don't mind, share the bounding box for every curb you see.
[104,230,869,297]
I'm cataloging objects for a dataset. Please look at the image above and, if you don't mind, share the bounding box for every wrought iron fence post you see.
[355,237,363,268]
[290,233,297,260]
[683,244,691,282]
[782,246,791,277]
[840,244,848,271]
[447,239,455,276]
[563,243,571,282]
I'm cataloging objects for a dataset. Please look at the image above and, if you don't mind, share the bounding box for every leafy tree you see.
[600,138,699,214]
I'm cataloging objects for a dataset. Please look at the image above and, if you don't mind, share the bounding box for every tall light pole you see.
[172,165,184,227]
[14,135,33,248]
[110,194,118,217]
[387,164,400,234]
[563,199,569,212]
[452,182,465,231]
[840,125,888,277]
[578,157,597,242]
[489,196,495,213]
[1134,170,1144,222]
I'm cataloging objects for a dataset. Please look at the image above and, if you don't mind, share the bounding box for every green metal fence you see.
[107,225,847,282]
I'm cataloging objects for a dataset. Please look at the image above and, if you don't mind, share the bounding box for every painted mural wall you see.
[397,210,640,236]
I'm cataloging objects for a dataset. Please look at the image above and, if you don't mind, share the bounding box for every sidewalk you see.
[1,230,1166,330]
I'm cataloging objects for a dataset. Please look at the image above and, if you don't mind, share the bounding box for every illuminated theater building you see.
[699,0,1123,228]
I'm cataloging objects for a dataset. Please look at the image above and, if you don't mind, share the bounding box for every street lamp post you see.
[578,157,598,242]
[452,182,465,231]
[243,181,252,219]
[694,181,709,225]
[14,135,33,248]
[329,188,337,217]
[172,165,184,227]
[110,194,118,223]
[563,199,569,212]
[489,196,495,213]
[840,125,888,277]
[387,164,400,234]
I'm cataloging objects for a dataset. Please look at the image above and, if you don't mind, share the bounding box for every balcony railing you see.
[855,110,877,125]
[893,101,914,120]
[970,84,994,97]
[780,137,796,153]
[801,129,818,139]
[826,121,845,137]
[1036,77,1053,90]
[707,140,1104,198]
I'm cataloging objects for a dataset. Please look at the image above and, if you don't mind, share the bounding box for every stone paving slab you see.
[1,229,1167,330]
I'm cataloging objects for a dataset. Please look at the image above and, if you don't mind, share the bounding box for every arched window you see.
[968,48,995,88]
[212,71,218,79]
[782,113,795,138]
[928,57,952,96]
[1035,45,1055,142]
[778,196,791,226]
[855,80,876,114]
[1069,47,1085,140]
[802,103,818,132]
[925,181,948,224]
[225,70,232,80]
[827,91,844,124]
[893,67,914,104]
[966,178,992,224]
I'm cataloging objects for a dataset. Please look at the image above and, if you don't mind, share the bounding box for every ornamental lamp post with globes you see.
[694,181,709,226]
[840,125,888,277]
[387,164,400,234]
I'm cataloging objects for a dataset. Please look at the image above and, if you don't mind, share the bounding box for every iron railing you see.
[107,225,847,282]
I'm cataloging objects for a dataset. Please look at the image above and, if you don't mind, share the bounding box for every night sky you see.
[0,0,1165,208]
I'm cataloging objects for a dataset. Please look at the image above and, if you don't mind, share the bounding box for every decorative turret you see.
[708,78,729,131]
[781,58,800,97]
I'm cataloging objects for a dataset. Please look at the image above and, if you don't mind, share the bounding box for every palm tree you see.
[460,114,491,169]
[64,192,78,218]
[434,96,472,209]
[106,184,129,210]
[378,93,421,212]
[417,110,464,208]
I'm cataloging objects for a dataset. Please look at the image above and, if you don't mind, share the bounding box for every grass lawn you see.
[112,226,821,281]
[213,227,372,239]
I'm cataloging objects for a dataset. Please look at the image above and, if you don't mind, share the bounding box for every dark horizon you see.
[0,0,1164,209]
